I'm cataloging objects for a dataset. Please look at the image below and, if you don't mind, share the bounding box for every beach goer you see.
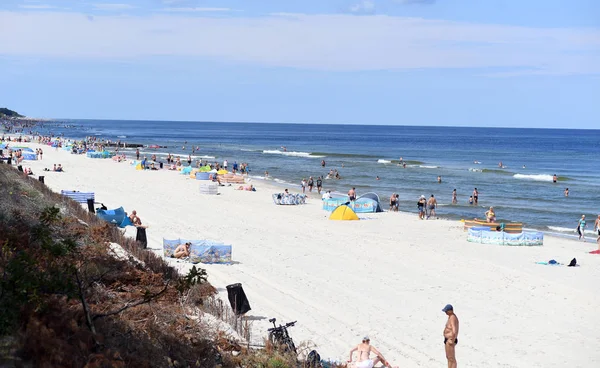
[595,215,600,247]
[347,336,394,368]
[498,161,503,168]
[301,178,307,194]
[129,210,142,227]
[442,304,459,368]
[376,176,380,180]
[52,164,57,171]
[316,176,323,194]
[321,159,326,167]
[472,188,479,205]
[427,195,437,219]
[553,174,557,183]
[56,164,63,172]
[348,187,356,201]
[308,176,314,192]
[452,189,457,204]
[173,242,191,259]
[417,195,426,220]
[577,215,586,241]
[135,148,140,160]
[468,196,473,205]
[322,190,332,200]
[485,207,496,223]
[389,194,399,212]
[264,171,269,178]
[39,148,43,160]
[564,188,569,197]
[437,176,442,183]
[223,159,228,170]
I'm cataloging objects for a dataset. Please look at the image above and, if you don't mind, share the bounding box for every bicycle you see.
[267,318,297,354]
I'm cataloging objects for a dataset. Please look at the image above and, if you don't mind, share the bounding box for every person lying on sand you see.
[348,336,395,368]
[236,184,254,191]
[173,242,191,259]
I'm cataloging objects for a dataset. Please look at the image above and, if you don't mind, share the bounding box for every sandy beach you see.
[14,142,600,367]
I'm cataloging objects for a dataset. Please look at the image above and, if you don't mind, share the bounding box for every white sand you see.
[15,143,600,367]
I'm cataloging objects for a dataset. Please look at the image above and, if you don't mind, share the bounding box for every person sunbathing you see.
[56,164,64,172]
[348,337,394,368]
[237,184,254,191]
[173,242,191,259]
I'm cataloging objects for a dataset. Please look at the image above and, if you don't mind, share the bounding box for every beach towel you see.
[536,259,561,266]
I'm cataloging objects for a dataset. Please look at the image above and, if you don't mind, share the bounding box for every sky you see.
[0,0,599,128]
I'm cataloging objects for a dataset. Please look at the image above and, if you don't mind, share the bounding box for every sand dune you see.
[16,143,600,367]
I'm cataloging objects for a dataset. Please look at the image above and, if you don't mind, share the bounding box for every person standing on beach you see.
[301,178,307,194]
[417,195,426,219]
[308,176,314,192]
[442,304,459,368]
[452,189,457,204]
[595,214,600,247]
[316,176,323,194]
[577,215,586,241]
[223,159,228,170]
[348,187,357,201]
[427,195,437,219]
[136,148,140,160]
[472,188,479,205]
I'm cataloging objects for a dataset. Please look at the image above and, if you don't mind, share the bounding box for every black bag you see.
[226,283,251,315]
[568,258,577,267]
[136,227,148,249]
[305,350,321,368]
[38,176,45,184]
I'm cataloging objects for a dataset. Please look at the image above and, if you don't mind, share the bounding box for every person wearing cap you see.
[347,336,394,368]
[442,304,459,368]
[417,195,427,220]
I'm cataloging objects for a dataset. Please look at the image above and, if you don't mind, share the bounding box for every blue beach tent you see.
[96,207,131,228]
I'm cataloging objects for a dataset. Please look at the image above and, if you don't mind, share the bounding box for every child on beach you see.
[577,215,586,241]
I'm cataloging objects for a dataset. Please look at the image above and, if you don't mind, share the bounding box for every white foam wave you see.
[377,159,392,164]
[469,168,482,172]
[117,135,127,138]
[419,165,439,169]
[262,150,324,158]
[547,226,596,235]
[240,148,257,152]
[513,174,553,182]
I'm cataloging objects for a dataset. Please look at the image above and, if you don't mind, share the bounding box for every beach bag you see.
[305,350,321,368]
[568,258,577,267]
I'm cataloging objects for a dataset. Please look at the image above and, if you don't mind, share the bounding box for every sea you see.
[7,120,600,238]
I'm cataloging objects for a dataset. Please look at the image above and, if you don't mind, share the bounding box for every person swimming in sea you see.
[553,174,557,183]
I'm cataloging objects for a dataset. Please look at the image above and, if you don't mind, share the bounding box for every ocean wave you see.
[513,174,560,182]
[310,152,379,159]
[419,165,439,169]
[377,159,392,164]
[468,168,482,172]
[117,135,127,138]
[263,150,325,158]
[547,226,596,235]
[240,148,259,152]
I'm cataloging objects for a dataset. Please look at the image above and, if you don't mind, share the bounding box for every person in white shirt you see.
[223,159,228,169]
[322,191,332,200]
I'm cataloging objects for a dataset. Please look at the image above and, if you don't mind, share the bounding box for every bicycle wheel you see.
[283,338,297,354]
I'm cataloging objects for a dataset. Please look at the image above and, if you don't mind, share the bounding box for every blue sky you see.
[1,0,599,128]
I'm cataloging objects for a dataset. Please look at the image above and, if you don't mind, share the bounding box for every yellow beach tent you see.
[329,205,359,221]
[217,169,228,175]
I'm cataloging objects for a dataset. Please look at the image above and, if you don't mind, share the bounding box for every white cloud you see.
[350,0,376,13]
[161,8,234,13]
[0,11,598,75]
[19,5,56,9]
[92,3,137,11]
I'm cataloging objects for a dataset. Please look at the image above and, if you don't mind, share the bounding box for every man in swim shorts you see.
[472,188,479,205]
[348,336,394,368]
[348,187,356,201]
[442,304,459,368]
[426,194,437,219]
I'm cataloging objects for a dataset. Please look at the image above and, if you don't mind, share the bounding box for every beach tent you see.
[96,207,130,227]
[217,169,228,175]
[163,238,232,264]
[181,166,193,175]
[198,165,212,172]
[354,192,384,213]
[329,205,359,221]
